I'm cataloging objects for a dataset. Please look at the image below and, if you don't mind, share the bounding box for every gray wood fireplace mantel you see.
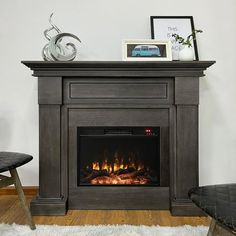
[22,61,215,216]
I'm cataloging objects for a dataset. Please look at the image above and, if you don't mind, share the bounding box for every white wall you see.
[0,0,235,186]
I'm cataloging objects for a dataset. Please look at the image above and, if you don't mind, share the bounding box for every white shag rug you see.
[0,224,208,236]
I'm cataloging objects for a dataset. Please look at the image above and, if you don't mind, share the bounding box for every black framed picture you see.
[150,16,199,60]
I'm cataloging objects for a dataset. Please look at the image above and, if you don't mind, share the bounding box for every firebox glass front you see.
[78,127,160,186]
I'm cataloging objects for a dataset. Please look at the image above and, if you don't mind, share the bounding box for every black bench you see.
[0,152,36,230]
[189,184,236,236]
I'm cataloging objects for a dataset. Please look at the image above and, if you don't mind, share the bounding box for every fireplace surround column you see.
[23,61,215,216]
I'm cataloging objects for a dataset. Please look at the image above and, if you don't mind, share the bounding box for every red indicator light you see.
[145,128,152,135]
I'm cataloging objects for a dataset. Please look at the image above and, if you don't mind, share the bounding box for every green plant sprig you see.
[172,29,203,48]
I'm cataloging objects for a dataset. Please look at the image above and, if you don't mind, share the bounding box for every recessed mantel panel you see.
[64,78,173,105]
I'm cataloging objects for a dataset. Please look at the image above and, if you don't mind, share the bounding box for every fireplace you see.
[67,108,169,210]
[23,60,215,216]
[78,127,160,186]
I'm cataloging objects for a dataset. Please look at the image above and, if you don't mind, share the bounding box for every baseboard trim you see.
[170,200,206,216]
[0,186,38,195]
[30,196,67,215]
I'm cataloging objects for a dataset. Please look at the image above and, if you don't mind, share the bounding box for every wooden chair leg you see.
[207,218,216,236]
[208,218,235,236]
[10,168,36,230]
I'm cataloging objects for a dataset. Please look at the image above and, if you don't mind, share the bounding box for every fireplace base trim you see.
[170,200,205,216]
[30,196,67,216]
[69,187,169,210]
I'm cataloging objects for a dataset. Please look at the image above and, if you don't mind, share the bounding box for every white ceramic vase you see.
[178,46,194,61]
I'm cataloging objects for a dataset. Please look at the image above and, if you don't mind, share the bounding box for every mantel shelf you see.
[22,60,215,77]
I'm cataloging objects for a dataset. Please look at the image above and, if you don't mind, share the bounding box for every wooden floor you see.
[0,195,210,226]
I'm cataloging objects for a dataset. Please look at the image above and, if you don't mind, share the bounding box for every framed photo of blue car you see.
[123,39,172,61]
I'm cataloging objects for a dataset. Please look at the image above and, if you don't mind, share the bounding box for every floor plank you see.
[0,195,210,226]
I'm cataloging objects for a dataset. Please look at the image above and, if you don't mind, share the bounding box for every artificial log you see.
[86,169,152,185]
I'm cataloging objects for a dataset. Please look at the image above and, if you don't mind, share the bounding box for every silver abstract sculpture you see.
[42,13,81,61]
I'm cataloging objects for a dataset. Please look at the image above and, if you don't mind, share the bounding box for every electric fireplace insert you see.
[78,127,160,186]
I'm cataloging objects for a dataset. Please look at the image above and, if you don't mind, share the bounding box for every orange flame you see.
[87,152,152,185]
[91,155,144,173]
[92,161,100,171]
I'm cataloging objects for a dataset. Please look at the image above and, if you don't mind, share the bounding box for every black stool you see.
[0,152,36,230]
[189,184,236,236]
